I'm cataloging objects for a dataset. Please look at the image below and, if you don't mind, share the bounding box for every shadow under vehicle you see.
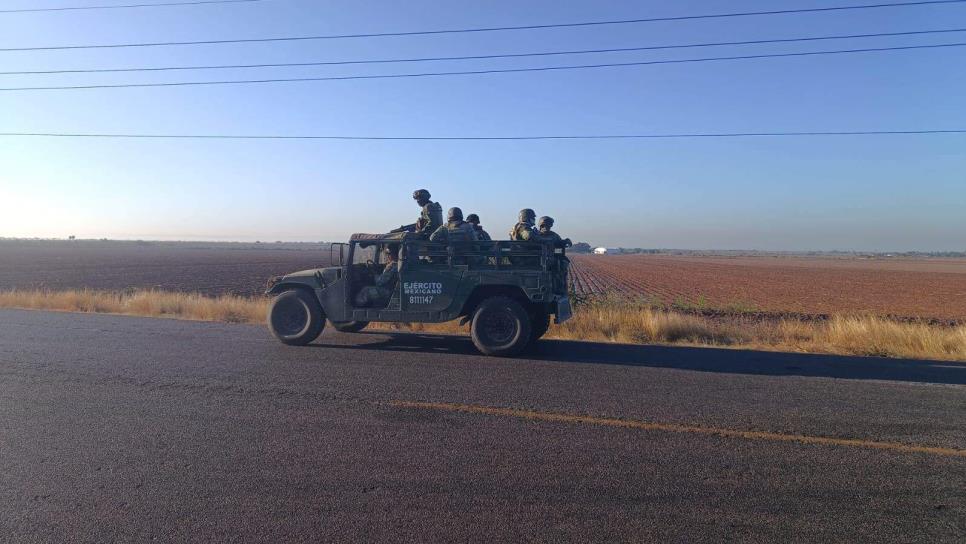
[265,234,572,356]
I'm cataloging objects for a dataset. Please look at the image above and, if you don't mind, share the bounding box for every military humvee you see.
[265,234,572,356]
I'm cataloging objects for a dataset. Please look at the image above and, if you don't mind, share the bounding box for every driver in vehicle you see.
[354,245,400,308]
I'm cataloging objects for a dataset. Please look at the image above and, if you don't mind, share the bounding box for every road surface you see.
[1,309,964,542]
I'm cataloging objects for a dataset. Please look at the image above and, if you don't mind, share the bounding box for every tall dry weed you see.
[553,305,722,344]
[822,315,966,360]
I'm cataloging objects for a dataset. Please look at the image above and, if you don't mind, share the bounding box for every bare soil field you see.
[0,240,331,297]
[569,254,966,321]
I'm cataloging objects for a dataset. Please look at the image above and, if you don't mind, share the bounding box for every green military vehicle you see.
[265,234,572,356]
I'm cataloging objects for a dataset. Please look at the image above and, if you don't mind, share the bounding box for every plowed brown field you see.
[0,240,331,297]
[569,254,966,321]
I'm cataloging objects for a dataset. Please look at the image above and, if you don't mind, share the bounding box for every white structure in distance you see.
[593,247,619,255]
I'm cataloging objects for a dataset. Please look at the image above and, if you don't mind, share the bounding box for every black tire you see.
[331,320,369,333]
[267,289,325,346]
[529,311,551,344]
[470,296,532,357]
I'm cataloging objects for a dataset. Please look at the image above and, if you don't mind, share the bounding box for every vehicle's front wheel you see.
[331,320,369,333]
[267,289,325,346]
[470,296,532,356]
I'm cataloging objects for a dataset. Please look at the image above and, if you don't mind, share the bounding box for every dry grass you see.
[552,305,721,344]
[820,315,966,360]
[1,289,963,362]
[0,289,267,324]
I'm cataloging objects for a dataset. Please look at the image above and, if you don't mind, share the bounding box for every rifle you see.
[390,223,417,234]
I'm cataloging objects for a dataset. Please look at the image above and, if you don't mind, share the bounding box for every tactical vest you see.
[421,202,443,231]
[446,221,476,242]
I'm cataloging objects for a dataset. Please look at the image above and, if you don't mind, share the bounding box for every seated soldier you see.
[430,207,479,243]
[431,207,479,265]
[537,216,572,248]
[508,208,541,267]
[354,245,400,307]
[465,213,491,241]
[509,208,538,241]
[537,216,571,291]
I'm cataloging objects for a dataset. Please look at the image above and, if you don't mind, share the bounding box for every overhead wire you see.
[2,42,962,91]
[1,130,963,140]
[2,28,963,75]
[2,0,964,51]
[0,0,265,13]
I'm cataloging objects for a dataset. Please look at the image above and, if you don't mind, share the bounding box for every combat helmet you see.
[518,208,536,225]
[537,216,554,230]
[447,207,464,223]
[465,213,480,225]
[412,189,432,203]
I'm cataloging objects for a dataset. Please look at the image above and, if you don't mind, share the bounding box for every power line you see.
[1,130,963,140]
[2,0,963,51]
[2,42,962,92]
[0,0,264,13]
[3,28,963,75]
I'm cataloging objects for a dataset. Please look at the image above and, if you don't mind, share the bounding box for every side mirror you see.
[329,243,347,267]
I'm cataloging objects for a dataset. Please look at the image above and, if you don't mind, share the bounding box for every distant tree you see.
[571,242,592,254]
[68,235,75,241]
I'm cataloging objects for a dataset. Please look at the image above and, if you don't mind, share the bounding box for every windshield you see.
[352,243,378,265]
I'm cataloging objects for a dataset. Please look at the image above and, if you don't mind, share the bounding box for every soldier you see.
[354,245,399,307]
[465,213,491,241]
[430,207,479,243]
[537,216,572,248]
[509,208,538,241]
[537,216,571,292]
[413,189,443,237]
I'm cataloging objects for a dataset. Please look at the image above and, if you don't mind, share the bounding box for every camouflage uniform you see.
[474,225,491,241]
[509,208,538,241]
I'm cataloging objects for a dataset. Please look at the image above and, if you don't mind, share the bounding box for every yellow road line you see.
[390,400,966,458]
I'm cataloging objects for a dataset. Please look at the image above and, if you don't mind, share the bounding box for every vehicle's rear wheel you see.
[470,296,532,356]
[331,320,369,333]
[267,289,325,346]
[529,311,551,344]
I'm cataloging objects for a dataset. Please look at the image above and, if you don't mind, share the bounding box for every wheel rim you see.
[480,308,517,344]
[273,298,309,336]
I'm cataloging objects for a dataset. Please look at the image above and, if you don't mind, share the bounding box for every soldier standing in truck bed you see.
[465,214,491,241]
[509,208,538,241]
[413,189,443,237]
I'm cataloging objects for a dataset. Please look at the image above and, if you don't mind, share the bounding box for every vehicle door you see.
[399,241,462,313]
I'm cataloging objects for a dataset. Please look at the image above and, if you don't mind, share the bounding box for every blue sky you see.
[1,0,964,250]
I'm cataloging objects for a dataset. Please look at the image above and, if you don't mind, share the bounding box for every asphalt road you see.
[1,309,964,543]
